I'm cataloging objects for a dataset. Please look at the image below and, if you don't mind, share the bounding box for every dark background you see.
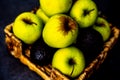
[0,0,120,80]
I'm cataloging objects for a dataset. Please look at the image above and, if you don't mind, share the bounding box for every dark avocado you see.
[75,27,104,64]
[30,38,56,66]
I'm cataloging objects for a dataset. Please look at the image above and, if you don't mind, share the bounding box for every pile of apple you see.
[12,0,111,78]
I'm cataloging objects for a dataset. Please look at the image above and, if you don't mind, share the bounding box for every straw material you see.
[4,23,120,80]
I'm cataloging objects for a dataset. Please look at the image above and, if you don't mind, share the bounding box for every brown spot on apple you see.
[59,16,77,35]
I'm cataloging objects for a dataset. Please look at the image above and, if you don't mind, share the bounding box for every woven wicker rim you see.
[4,23,120,80]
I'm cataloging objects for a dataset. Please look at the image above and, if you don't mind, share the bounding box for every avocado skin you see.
[75,28,104,64]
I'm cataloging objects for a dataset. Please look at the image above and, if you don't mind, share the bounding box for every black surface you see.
[0,0,120,80]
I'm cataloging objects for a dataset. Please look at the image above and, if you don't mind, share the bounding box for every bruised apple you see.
[42,14,78,48]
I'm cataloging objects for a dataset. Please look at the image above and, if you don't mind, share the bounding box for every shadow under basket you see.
[4,23,120,80]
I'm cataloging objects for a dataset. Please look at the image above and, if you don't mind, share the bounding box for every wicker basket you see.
[4,21,120,80]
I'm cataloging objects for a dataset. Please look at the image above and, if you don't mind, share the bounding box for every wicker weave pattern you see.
[4,23,120,80]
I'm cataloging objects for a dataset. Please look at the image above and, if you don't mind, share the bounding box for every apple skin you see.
[40,0,72,17]
[70,0,98,28]
[52,46,85,78]
[93,17,111,41]
[42,14,78,48]
[36,8,49,23]
[13,12,43,44]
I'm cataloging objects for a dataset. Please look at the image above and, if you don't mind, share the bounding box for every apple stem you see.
[95,22,105,27]
[22,18,37,25]
[69,58,75,76]
[89,9,95,12]
[70,65,74,76]
[84,9,95,16]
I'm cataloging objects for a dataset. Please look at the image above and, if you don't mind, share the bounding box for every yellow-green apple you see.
[93,17,111,41]
[13,12,43,44]
[39,0,72,17]
[36,8,49,23]
[70,0,98,28]
[42,14,78,48]
[52,46,85,78]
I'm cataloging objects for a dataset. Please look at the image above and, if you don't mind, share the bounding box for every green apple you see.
[13,12,43,44]
[93,17,111,41]
[52,46,85,78]
[36,8,49,23]
[40,0,72,17]
[70,0,98,28]
[42,14,78,48]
